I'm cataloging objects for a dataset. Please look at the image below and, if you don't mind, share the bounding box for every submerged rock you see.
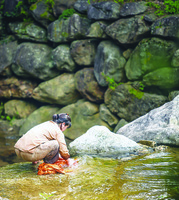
[117,95,179,147]
[69,125,146,158]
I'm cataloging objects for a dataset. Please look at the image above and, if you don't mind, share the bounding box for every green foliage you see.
[139,82,145,91]
[30,3,37,10]
[147,0,179,16]
[59,9,77,20]
[164,0,179,14]
[4,0,22,17]
[129,88,144,99]
[101,73,123,90]
[2,0,33,22]
[128,82,145,99]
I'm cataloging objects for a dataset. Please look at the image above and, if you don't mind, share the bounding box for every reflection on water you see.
[0,148,178,200]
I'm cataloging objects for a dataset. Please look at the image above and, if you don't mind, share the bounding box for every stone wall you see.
[0,0,179,141]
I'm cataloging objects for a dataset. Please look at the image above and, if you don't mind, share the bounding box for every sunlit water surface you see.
[0,148,178,200]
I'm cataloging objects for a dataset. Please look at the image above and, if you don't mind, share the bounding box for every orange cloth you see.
[37,158,78,175]
[14,121,70,159]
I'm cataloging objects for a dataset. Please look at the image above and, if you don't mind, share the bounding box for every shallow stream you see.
[0,147,178,200]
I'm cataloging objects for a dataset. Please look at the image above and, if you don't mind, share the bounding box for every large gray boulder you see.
[52,44,76,72]
[70,39,98,66]
[19,105,60,136]
[105,15,150,45]
[117,95,179,147]
[8,22,47,42]
[74,68,106,103]
[12,43,59,80]
[104,82,168,122]
[94,40,126,87]
[151,15,179,39]
[47,14,91,43]
[57,99,111,140]
[69,125,143,158]
[87,2,121,20]
[0,40,18,76]
[32,73,81,105]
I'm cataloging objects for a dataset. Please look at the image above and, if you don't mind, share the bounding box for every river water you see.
[0,147,178,200]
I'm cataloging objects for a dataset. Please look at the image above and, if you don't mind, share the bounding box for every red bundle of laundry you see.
[37,158,78,175]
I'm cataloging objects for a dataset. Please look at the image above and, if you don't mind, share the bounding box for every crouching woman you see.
[14,113,71,164]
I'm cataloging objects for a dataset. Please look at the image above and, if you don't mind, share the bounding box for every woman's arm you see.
[56,132,70,160]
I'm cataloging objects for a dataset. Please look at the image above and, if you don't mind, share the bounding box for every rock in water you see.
[69,125,145,158]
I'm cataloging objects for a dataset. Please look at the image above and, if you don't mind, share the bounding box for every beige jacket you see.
[14,121,70,159]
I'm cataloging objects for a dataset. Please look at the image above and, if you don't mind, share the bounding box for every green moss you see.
[61,32,69,37]
[40,11,55,21]
[129,88,144,99]
[30,3,37,11]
